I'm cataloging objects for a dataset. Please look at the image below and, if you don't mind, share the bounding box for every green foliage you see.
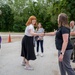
[0,0,75,32]
[13,24,25,32]
[0,4,14,31]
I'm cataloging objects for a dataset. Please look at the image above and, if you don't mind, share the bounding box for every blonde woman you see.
[45,13,75,75]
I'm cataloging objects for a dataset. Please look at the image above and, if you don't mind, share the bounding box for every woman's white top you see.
[25,24,34,36]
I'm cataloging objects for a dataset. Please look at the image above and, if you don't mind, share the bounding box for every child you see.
[36,23,44,57]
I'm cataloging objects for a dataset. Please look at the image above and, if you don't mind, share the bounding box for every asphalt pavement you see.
[0,36,75,75]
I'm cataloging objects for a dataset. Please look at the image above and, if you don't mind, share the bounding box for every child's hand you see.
[40,33,44,36]
[38,33,44,36]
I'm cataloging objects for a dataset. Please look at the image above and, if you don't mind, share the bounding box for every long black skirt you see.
[21,35,36,60]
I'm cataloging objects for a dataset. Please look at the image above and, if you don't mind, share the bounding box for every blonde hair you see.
[26,16,37,26]
[58,13,69,27]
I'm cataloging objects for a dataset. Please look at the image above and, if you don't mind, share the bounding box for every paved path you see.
[0,36,75,75]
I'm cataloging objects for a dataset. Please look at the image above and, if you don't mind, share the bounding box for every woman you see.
[45,13,75,75]
[36,23,44,57]
[21,16,43,70]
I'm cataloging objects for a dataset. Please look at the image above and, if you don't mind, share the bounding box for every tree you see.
[0,4,14,31]
[0,0,75,32]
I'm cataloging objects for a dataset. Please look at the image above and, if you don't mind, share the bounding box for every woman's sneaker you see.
[40,53,44,57]
[22,62,26,66]
[36,52,39,56]
[24,65,34,70]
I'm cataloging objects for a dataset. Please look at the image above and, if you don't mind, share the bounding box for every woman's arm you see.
[59,34,69,61]
[29,29,44,36]
[45,31,56,36]
[61,34,69,53]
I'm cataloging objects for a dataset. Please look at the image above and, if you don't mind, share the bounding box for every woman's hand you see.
[44,31,56,36]
[39,33,45,36]
[59,54,64,62]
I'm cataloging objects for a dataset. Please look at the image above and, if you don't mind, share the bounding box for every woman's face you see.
[38,23,41,28]
[32,19,36,25]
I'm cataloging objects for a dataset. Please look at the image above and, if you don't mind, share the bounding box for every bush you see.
[13,24,25,32]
